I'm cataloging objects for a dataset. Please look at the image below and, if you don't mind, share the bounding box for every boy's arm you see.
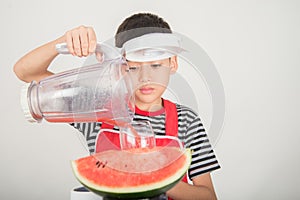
[13,37,62,82]
[167,173,217,200]
[13,26,97,83]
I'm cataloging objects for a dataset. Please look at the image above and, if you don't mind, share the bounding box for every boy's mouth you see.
[139,87,154,95]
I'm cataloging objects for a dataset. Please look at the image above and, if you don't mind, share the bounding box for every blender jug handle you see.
[55,42,104,63]
[55,43,103,55]
[55,43,122,62]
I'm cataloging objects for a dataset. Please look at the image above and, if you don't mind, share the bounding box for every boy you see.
[14,13,220,200]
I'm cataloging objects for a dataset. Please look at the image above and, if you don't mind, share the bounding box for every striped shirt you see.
[71,103,220,180]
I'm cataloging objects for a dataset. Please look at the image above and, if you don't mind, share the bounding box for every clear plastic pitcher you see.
[20,44,134,125]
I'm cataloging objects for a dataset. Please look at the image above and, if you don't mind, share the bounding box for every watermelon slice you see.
[71,147,191,199]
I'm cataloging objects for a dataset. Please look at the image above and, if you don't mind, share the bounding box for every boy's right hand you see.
[63,25,97,57]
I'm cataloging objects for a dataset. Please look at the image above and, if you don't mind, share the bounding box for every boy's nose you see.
[138,65,152,83]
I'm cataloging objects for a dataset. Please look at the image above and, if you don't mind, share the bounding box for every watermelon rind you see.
[71,148,191,199]
[79,175,183,199]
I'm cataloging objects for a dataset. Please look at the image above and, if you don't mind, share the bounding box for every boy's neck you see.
[135,98,164,112]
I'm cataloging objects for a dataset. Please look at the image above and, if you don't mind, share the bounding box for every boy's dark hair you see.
[115,13,172,48]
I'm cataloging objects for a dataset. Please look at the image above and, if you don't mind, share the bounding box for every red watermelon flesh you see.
[71,147,191,199]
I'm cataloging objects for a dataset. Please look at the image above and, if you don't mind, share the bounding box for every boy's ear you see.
[169,56,178,74]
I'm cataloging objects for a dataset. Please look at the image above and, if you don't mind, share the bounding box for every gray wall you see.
[1,0,299,199]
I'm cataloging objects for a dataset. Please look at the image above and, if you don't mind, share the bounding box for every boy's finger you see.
[79,27,89,56]
[95,52,104,63]
[65,31,75,56]
[72,31,82,57]
[87,27,97,54]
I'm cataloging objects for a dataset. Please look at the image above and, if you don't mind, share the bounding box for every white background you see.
[1,0,299,199]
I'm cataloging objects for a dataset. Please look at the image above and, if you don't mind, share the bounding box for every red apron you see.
[95,99,188,199]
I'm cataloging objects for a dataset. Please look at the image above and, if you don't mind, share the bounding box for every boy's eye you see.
[127,64,164,72]
[150,64,162,68]
[128,66,139,72]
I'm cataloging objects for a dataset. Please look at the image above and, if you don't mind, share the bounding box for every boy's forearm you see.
[13,36,65,82]
[166,181,217,200]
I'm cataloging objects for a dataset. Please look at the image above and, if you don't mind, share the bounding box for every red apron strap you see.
[163,99,178,137]
[163,99,188,200]
[100,122,114,129]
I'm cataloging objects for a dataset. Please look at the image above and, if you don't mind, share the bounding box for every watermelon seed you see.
[96,161,102,168]
[103,161,108,168]
[95,160,107,168]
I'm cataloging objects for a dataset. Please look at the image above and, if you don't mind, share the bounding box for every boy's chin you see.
[135,96,163,109]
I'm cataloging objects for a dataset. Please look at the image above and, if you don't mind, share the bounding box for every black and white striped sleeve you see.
[70,122,101,153]
[185,117,220,179]
[177,105,220,180]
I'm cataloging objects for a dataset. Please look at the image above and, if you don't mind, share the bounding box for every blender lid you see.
[20,82,38,123]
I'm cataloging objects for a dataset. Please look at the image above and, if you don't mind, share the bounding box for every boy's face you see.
[125,56,178,111]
